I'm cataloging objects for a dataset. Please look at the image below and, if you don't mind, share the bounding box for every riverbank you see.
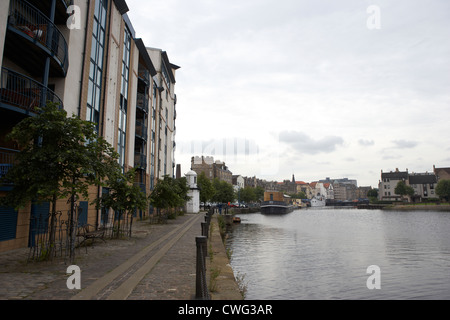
[207,214,243,300]
[383,203,450,211]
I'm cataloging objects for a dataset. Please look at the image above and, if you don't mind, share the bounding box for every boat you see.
[311,195,326,207]
[260,191,295,214]
[232,216,241,223]
[260,201,295,214]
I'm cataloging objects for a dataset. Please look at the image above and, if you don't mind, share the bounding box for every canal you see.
[225,208,450,300]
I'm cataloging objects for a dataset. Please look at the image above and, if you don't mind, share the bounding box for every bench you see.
[77,224,106,250]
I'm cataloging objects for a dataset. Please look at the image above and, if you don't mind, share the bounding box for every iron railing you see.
[134,152,147,170]
[0,67,63,112]
[135,120,148,140]
[0,147,18,179]
[136,92,149,113]
[8,0,69,74]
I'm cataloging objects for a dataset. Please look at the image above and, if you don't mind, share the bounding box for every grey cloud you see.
[391,140,419,149]
[358,139,375,146]
[279,131,344,155]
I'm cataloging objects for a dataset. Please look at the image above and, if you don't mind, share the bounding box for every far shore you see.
[383,204,450,211]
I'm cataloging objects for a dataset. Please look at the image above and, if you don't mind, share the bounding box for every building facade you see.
[0,0,179,252]
[191,156,233,185]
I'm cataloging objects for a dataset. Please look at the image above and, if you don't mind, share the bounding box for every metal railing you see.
[0,147,18,179]
[0,67,63,112]
[134,152,147,170]
[196,209,213,300]
[136,92,149,113]
[8,0,69,74]
[135,120,148,140]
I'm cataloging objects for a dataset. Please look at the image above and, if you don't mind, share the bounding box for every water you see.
[225,208,450,300]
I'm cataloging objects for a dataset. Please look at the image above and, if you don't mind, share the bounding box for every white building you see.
[185,170,200,213]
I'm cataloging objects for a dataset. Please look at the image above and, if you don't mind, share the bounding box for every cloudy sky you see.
[126,0,450,187]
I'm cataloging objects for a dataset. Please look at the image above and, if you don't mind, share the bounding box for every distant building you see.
[191,156,232,184]
[409,172,438,202]
[434,165,450,182]
[232,175,244,190]
[378,168,409,201]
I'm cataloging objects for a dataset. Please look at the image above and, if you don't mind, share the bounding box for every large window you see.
[118,28,131,170]
[87,0,107,132]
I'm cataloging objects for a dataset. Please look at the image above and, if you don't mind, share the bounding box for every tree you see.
[436,179,450,202]
[394,181,414,201]
[254,186,265,202]
[239,186,256,203]
[149,175,191,219]
[197,172,215,205]
[0,102,119,260]
[95,168,148,237]
[367,188,378,199]
[211,178,235,204]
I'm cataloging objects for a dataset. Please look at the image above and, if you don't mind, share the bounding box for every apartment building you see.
[191,156,233,185]
[0,0,179,252]
[378,168,409,201]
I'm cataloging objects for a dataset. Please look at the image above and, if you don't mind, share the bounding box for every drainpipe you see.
[42,0,56,108]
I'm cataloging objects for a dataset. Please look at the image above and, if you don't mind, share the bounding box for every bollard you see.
[195,236,209,299]
[201,222,208,238]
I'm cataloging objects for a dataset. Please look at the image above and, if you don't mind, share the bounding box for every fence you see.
[27,203,136,263]
[195,208,213,300]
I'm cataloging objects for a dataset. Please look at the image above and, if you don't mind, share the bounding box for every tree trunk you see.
[47,193,57,260]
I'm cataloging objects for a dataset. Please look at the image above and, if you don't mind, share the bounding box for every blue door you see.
[0,206,18,242]
[78,201,88,226]
[29,202,50,247]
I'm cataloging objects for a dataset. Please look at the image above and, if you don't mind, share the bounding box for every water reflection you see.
[226,209,450,300]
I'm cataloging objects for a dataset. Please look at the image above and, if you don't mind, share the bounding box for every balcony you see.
[5,0,69,77]
[135,120,148,141]
[0,67,63,113]
[136,92,149,113]
[134,152,147,170]
[0,148,18,180]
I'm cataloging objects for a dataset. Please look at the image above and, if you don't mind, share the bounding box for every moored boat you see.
[311,196,326,207]
[260,191,295,214]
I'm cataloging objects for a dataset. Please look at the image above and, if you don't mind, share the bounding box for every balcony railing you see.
[134,152,147,170]
[136,92,149,113]
[8,0,69,74]
[138,68,150,86]
[0,148,18,179]
[135,120,148,141]
[1,67,63,112]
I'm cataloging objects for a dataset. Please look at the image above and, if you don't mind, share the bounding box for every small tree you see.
[239,186,256,203]
[197,172,215,207]
[211,178,235,204]
[149,175,191,220]
[96,168,148,238]
[395,181,414,202]
[436,179,450,202]
[0,102,119,260]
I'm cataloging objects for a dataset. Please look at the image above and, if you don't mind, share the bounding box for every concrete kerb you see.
[207,214,243,300]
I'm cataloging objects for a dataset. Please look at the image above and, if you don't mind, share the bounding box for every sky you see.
[126,0,450,187]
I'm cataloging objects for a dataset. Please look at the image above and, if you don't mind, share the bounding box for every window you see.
[87,0,107,133]
[118,28,131,170]
[162,61,170,91]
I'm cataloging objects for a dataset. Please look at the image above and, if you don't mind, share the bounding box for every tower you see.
[185,170,200,214]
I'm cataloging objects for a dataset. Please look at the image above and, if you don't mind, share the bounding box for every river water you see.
[225,208,450,300]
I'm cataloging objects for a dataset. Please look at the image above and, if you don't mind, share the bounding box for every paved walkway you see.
[0,213,205,300]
